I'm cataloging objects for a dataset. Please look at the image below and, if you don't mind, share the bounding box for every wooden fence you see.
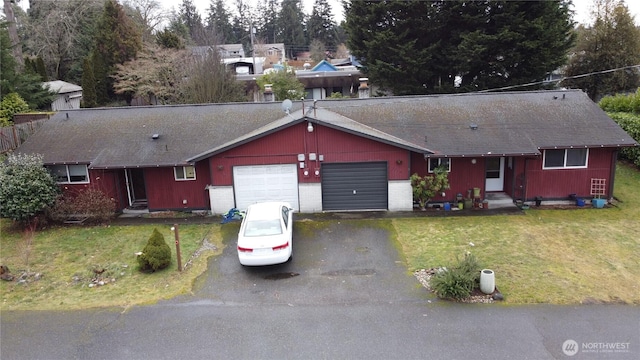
[0,119,48,154]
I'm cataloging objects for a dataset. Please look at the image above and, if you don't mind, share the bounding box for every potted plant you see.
[592,195,606,208]
[410,165,450,210]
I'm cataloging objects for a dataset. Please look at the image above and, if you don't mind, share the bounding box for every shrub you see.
[599,89,640,114]
[48,188,116,224]
[0,92,29,125]
[0,153,60,226]
[608,112,640,167]
[137,229,171,272]
[410,165,450,209]
[430,253,482,300]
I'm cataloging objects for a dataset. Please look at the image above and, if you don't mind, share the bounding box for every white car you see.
[237,202,294,266]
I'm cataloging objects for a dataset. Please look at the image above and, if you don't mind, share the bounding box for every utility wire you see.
[477,64,640,93]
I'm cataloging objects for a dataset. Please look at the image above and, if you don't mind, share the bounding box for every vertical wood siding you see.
[523,148,616,200]
[210,122,410,186]
[61,169,122,209]
[144,161,211,210]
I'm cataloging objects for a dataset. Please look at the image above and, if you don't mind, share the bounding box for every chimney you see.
[358,78,370,99]
[264,83,274,102]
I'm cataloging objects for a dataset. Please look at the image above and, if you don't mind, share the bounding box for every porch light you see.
[307,122,314,133]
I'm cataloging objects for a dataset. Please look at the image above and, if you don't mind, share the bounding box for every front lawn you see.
[0,223,223,310]
[393,161,640,304]
[1,162,638,308]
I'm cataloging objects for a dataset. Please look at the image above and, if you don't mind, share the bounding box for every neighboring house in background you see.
[15,90,637,214]
[223,57,265,75]
[254,43,286,65]
[43,80,82,111]
[218,44,245,58]
[295,59,362,99]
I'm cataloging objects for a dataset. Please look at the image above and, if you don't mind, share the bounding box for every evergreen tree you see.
[344,0,575,95]
[205,0,235,44]
[255,0,280,44]
[137,228,172,272]
[307,0,336,51]
[35,57,48,81]
[178,0,206,45]
[81,56,97,108]
[93,0,143,105]
[1,23,54,109]
[564,0,640,100]
[231,0,253,52]
[279,0,305,59]
[156,28,185,50]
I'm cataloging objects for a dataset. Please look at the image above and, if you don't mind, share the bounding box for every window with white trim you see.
[543,149,588,169]
[47,164,89,183]
[174,165,196,180]
[428,158,451,173]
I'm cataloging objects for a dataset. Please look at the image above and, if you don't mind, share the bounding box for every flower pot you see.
[592,198,606,208]
[480,269,495,294]
[464,199,473,209]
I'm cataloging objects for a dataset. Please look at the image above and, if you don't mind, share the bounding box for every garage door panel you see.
[233,165,299,210]
[322,162,388,211]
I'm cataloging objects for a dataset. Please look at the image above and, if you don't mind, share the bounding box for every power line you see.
[477,64,640,93]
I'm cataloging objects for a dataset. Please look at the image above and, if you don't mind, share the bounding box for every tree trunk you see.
[3,0,24,72]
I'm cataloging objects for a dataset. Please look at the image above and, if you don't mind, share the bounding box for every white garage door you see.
[233,164,299,211]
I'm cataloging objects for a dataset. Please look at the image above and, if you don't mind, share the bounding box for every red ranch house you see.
[16,90,637,214]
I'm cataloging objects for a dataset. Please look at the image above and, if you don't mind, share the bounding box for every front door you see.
[485,157,504,192]
[125,169,147,207]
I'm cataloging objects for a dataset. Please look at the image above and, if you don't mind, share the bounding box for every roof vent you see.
[470,123,478,130]
[152,134,160,140]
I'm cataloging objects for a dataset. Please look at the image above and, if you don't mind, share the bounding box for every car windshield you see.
[243,219,283,237]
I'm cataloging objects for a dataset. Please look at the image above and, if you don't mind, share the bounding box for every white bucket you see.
[480,269,495,294]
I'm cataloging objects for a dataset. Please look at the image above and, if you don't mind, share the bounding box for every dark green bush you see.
[137,229,171,272]
[430,253,482,300]
[608,112,640,167]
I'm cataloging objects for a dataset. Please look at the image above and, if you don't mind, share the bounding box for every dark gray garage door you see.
[321,162,388,211]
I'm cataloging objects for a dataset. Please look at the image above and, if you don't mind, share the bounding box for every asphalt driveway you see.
[187,219,429,306]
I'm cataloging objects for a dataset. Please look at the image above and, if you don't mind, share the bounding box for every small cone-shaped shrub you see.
[138,228,171,272]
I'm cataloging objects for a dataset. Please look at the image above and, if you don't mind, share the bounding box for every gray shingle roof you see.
[17,102,301,168]
[16,90,637,168]
[316,89,637,157]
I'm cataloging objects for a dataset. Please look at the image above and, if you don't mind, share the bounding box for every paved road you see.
[1,220,638,360]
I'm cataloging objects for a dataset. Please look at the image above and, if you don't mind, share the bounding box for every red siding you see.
[522,148,616,200]
[59,169,123,209]
[144,161,211,210]
[210,122,410,185]
[409,149,617,203]
[410,156,486,202]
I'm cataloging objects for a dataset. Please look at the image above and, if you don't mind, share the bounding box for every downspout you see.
[523,158,530,202]
[510,157,516,204]
[608,150,618,201]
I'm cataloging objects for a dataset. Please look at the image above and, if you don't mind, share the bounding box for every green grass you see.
[0,223,223,310]
[1,162,638,308]
[393,161,640,304]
